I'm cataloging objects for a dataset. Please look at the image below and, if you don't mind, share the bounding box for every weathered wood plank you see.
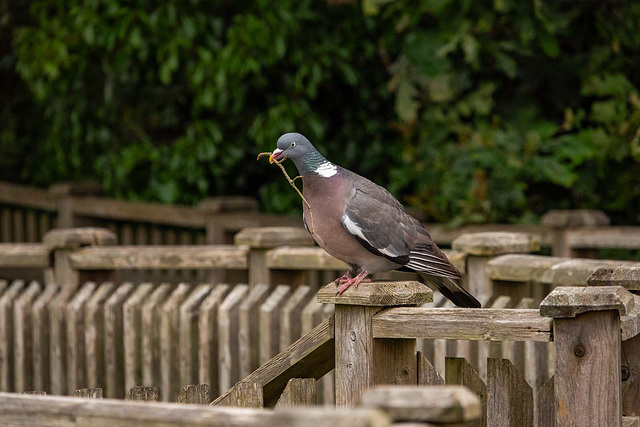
[274,378,317,409]
[239,284,270,378]
[198,284,230,396]
[540,285,633,318]
[69,245,249,270]
[318,281,432,307]
[104,282,134,398]
[122,283,154,392]
[373,307,552,342]
[360,385,481,423]
[177,384,211,405]
[73,388,103,399]
[218,284,249,394]
[267,247,348,270]
[66,281,97,394]
[212,316,335,408]
[0,181,57,211]
[160,283,192,402]
[537,376,555,427]
[623,334,640,416]
[13,281,41,392]
[452,232,540,256]
[217,382,264,408]
[32,283,58,392]
[417,351,444,386]
[0,244,49,267]
[179,284,213,388]
[280,285,313,350]
[0,280,25,391]
[487,358,533,427]
[260,285,292,365]
[85,282,115,390]
[445,357,487,427]
[125,386,159,402]
[141,284,172,389]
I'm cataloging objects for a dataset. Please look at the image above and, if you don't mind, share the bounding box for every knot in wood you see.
[574,345,585,357]
[622,365,630,382]
[349,331,356,342]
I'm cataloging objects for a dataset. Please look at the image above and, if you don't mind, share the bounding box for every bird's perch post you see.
[317,280,432,407]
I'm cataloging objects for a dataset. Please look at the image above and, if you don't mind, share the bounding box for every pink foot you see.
[334,269,355,285]
[336,271,371,295]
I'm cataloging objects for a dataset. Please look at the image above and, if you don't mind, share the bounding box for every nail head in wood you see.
[359,385,481,423]
[588,266,640,290]
[234,227,314,248]
[452,232,539,256]
[317,281,432,306]
[540,286,634,318]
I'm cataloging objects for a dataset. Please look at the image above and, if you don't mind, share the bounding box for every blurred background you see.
[1,0,639,226]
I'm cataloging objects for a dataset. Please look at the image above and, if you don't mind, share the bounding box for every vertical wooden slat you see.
[126,386,159,402]
[218,382,263,408]
[446,357,487,427]
[32,283,58,392]
[85,282,115,389]
[135,224,148,245]
[123,283,155,392]
[13,281,41,392]
[177,384,210,404]
[622,334,640,416]
[417,351,444,386]
[142,284,172,389]
[0,280,25,391]
[239,284,270,378]
[38,213,53,241]
[218,284,249,394]
[25,211,38,242]
[259,285,291,365]
[478,296,510,381]
[487,358,533,427]
[274,378,317,408]
[179,284,213,388]
[104,282,134,398]
[160,283,192,402]
[65,281,97,394]
[13,209,25,242]
[537,376,555,427]
[120,224,134,245]
[73,387,103,398]
[279,285,313,350]
[1,207,12,242]
[432,294,448,377]
[198,284,230,397]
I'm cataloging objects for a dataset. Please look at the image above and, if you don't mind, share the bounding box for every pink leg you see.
[336,270,371,295]
[334,269,355,285]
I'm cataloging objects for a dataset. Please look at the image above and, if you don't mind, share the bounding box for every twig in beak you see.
[257,152,315,234]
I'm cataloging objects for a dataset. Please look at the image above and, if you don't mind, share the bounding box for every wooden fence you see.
[2,180,640,257]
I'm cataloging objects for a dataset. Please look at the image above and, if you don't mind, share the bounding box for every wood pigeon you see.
[269,132,481,308]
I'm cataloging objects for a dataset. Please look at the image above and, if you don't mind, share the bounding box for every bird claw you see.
[335,272,371,295]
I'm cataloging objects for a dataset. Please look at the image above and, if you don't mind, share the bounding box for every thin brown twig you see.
[257,152,315,234]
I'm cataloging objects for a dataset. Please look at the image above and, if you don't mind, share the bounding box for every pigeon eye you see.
[291,142,296,148]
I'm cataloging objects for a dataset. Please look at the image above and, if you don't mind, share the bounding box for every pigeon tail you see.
[419,274,481,308]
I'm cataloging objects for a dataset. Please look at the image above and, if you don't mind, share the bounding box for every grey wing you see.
[340,183,419,265]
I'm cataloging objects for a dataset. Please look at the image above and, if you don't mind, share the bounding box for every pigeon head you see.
[270,133,335,176]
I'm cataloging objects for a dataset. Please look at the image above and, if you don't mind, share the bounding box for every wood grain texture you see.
[234,227,314,249]
[104,282,133,398]
[417,351,444,386]
[0,280,25,391]
[0,244,49,267]
[0,391,390,426]
[179,284,213,388]
[85,282,115,390]
[267,247,348,270]
[318,281,431,307]
[445,357,487,427]
[198,284,230,395]
[487,255,565,283]
[218,284,249,394]
[487,358,533,427]
[122,283,154,392]
[69,245,248,270]
[239,284,270,378]
[360,385,481,423]
[65,281,97,394]
[32,283,58,392]
[141,284,172,389]
[72,388,103,399]
[260,285,292,365]
[125,386,159,402]
[280,285,313,349]
[13,281,41,392]
[211,316,335,408]
[452,232,539,256]
[537,376,555,427]
[177,384,211,405]
[541,285,633,318]
[275,378,317,409]
[587,266,640,290]
[623,334,640,416]
[554,311,622,427]
[372,307,551,342]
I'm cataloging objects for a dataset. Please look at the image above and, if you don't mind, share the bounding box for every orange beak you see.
[269,148,284,164]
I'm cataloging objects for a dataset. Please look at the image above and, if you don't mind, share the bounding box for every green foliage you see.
[1,0,639,224]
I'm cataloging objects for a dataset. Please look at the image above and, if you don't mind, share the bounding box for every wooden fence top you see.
[197,197,258,213]
[267,247,348,270]
[43,227,117,249]
[487,254,640,285]
[0,244,49,267]
[451,232,539,256]
[587,266,640,290]
[0,181,57,211]
[360,385,481,423]
[234,227,314,249]
[541,209,610,228]
[540,286,634,318]
[317,281,432,306]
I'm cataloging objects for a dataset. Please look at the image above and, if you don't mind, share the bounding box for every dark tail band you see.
[419,274,481,308]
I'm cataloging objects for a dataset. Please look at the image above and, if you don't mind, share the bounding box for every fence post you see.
[588,266,640,416]
[541,209,610,258]
[317,280,432,407]
[198,197,259,245]
[452,232,539,304]
[541,286,633,426]
[49,182,102,228]
[235,227,314,288]
[43,227,116,395]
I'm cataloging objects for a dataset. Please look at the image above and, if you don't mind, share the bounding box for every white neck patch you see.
[315,161,337,178]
